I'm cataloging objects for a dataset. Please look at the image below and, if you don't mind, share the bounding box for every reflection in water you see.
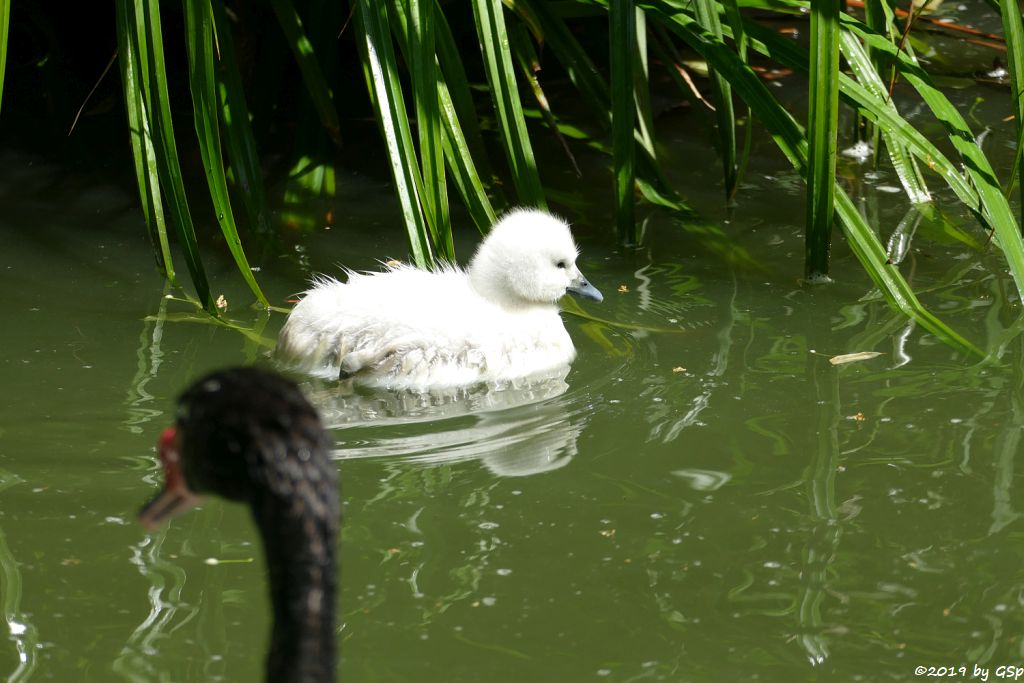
[112,531,198,683]
[0,470,37,683]
[121,288,170,435]
[795,351,842,667]
[306,373,588,477]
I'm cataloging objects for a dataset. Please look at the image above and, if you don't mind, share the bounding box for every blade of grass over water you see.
[833,190,980,357]
[999,0,1024,222]
[137,0,215,313]
[433,2,498,186]
[183,0,268,308]
[719,0,753,198]
[209,0,272,236]
[509,23,583,177]
[632,8,657,162]
[861,0,894,168]
[839,13,1024,303]
[632,7,681,209]
[610,0,637,244]
[692,0,737,197]
[513,0,611,127]
[269,0,342,147]
[434,56,498,232]
[471,0,547,208]
[357,0,433,267]
[839,31,930,204]
[115,0,174,281]
[805,0,840,282]
[523,1,692,216]
[388,1,495,239]
[640,1,980,355]
[742,20,967,208]
[407,0,453,259]
[0,0,8,116]
[432,8,503,232]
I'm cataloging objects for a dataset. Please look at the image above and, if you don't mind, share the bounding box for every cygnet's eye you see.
[555,259,567,269]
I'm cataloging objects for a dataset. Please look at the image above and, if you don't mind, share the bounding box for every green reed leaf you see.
[839,13,1024,304]
[184,0,268,307]
[693,0,737,196]
[999,0,1024,220]
[357,0,432,267]
[209,0,272,236]
[0,0,9,116]
[610,0,637,243]
[472,0,546,208]
[269,0,342,147]
[115,0,174,281]
[640,1,980,355]
[838,30,930,203]
[512,0,611,127]
[805,0,840,281]
[138,0,215,313]
[408,0,453,259]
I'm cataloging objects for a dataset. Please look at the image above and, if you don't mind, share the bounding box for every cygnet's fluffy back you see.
[277,209,602,392]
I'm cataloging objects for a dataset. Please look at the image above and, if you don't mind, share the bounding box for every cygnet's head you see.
[469,208,603,307]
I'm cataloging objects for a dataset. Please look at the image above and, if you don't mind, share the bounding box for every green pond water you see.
[4,36,1024,683]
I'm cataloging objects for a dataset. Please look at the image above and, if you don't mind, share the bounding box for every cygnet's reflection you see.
[302,372,585,477]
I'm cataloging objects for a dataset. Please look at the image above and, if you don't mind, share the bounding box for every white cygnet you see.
[276,208,603,392]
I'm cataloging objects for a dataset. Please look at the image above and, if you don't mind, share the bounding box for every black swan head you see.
[139,367,339,683]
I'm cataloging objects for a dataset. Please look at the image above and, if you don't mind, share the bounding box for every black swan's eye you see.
[556,260,567,269]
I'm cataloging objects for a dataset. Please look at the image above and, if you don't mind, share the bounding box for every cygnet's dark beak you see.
[567,273,603,303]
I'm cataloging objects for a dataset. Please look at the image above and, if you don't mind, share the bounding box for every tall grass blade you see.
[610,0,637,244]
[510,2,694,217]
[641,2,979,355]
[408,0,453,259]
[719,0,753,198]
[833,190,980,356]
[115,0,174,281]
[0,0,9,116]
[999,0,1024,222]
[277,3,342,229]
[839,30,930,203]
[388,1,496,237]
[805,0,840,281]
[509,23,582,177]
[209,0,272,236]
[183,0,269,308]
[269,0,342,147]
[471,0,547,208]
[693,0,737,196]
[743,20,970,208]
[138,0,215,313]
[433,2,496,178]
[840,13,1024,303]
[356,0,433,267]
[632,8,657,162]
[436,62,500,234]
[513,0,611,127]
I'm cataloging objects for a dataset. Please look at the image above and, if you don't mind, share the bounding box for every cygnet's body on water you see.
[277,209,603,392]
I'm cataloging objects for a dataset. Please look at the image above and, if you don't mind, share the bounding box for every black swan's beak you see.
[138,427,203,531]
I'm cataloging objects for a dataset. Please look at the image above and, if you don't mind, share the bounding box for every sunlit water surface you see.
[4,27,1024,682]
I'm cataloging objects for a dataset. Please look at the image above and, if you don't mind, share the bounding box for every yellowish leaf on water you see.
[829,351,882,366]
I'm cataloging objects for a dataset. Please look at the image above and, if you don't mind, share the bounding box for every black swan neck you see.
[253,493,338,683]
